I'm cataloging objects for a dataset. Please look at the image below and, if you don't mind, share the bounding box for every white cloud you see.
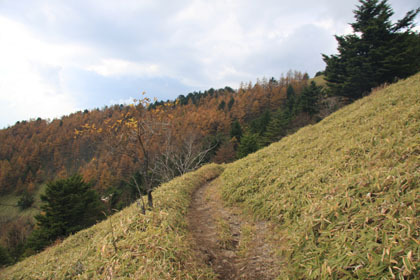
[0,0,418,128]
[87,59,160,77]
[108,96,136,106]
[0,16,80,127]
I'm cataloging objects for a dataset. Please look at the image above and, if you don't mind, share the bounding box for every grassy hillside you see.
[2,74,419,279]
[1,164,223,279]
[0,185,46,250]
[221,74,420,278]
[310,74,327,87]
[0,185,46,220]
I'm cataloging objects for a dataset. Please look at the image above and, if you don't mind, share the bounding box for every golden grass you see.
[2,73,419,279]
[310,74,327,87]
[1,164,223,279]
[221,73,420,279]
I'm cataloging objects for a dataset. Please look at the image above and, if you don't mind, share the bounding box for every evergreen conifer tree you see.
[286,84,296,112]
[261,108,290,146]
[17,191,34,210]
[230,120,243,141]
[227,97,235,111]
[26,174,103,252]
[250,110,271,135]
[236,132,259,158]
[323,0,420,99]
[299,81,322,116]
[218,100,226,110]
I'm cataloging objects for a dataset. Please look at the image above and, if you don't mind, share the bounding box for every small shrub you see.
[17,191,34,210]
[0,244,12,267]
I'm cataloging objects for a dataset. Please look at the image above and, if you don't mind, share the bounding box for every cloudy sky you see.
[0,0,418,128]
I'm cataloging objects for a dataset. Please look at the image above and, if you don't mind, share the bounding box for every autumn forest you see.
[0,70,346,258]
[0,71,329,197]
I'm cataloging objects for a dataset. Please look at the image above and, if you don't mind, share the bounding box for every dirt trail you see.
[188,178,284,280]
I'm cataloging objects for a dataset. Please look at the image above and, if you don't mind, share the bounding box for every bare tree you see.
[153,131,216,182]
[78,95,217,213]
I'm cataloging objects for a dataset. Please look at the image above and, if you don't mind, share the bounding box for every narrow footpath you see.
[188,178,285,280]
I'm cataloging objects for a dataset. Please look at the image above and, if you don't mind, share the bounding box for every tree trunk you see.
[147,189,153,208]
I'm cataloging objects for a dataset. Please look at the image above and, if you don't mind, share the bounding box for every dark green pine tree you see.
[261,109,289,146]
[26,174,104,252]
[299,81,322,116]
[227,97,235,111]
[250,110,271,135]
[236,132,259,159]
[218,100,226,110]
[286,84,297,112]
[230,120,243,141]
[323,0,420,99]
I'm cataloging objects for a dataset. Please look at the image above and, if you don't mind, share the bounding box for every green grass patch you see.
[1,164,223,279]
[0,184,46,221]
[221,73,420,279]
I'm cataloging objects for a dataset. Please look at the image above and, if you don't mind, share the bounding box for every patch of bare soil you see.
[188,178,284,280]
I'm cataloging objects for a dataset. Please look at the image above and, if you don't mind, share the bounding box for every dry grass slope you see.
[310,74,327,87]
[1,164,223,280]
[1,73,419,280]
[221,73,420,279]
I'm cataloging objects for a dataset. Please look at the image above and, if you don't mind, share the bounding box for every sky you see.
[0,0,419,128]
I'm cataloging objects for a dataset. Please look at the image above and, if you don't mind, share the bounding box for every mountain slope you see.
[221,74,420,278]
[1,164,223,279]
[0,73,314,258]
[2,73,419,279]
